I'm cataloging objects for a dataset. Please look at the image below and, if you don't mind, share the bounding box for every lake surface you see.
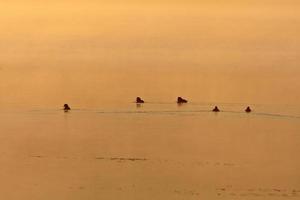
[1,1,300,199]
[0,102,299,199]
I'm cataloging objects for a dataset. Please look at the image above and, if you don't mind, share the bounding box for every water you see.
[0,103,299,199]
[1,1,300,199]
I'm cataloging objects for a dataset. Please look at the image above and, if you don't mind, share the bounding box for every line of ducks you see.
[137,97,252,113]
[63,97,252,113]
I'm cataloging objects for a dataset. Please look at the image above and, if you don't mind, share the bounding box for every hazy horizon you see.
[1,1,300,108]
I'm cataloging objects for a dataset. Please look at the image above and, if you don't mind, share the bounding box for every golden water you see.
[0,1,299,199]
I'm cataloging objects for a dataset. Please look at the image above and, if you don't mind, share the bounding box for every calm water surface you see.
[0,1,300,199]
[0,102,299,199]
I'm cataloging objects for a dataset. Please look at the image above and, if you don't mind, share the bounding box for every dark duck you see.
[64,104,71,111]
[136,97,144,103]
[212,106,220,112]
[177,97,188,104]
[245,106,252,113]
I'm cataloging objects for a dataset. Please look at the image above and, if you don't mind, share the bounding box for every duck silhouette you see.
[212,106,220,112]
[245,106,252,113]
[177,97,188,104]
[64,104,71,111]
[136,97,144,103]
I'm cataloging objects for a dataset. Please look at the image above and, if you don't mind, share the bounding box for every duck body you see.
[212,106,220,112]
[177,97,188,104]
[245,106,252,113]
[64,104,71,111]
[136,97,145,103]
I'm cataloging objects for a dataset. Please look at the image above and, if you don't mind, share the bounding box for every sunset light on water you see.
[0,1,299,199]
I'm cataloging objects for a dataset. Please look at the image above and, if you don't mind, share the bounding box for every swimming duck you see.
[136,97,144,103]
[245,106,252,113]
[177,97,188,104]
[212,106,220,112]
[64,104,71,111]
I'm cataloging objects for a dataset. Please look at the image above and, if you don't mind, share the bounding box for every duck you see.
[212,106,220,112]
[64,104,71,111]
[245,106,252,113]
[177,97,188,104]
[136,97,144,103]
